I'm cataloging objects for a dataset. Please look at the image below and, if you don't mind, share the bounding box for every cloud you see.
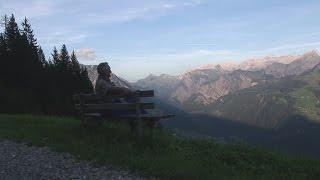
[250,41,320,55]
[75,48,97,61]
[38,29,88,47]
[0,0,56,19]
[117,49,233,62]
[105,49,232,82]
[83,0,205,24]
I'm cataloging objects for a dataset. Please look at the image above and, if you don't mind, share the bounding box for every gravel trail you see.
[0,140,148,180]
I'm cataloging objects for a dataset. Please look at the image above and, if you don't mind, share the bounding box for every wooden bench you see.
[73,90,174,137]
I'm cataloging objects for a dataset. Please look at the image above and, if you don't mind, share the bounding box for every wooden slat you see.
[82,114,174,121]
[84,113,102,117]
[117,114,175,120]
[136,90,154,97]
[73,90,154,101]
[73,94,100,101]
[75,103,154,110]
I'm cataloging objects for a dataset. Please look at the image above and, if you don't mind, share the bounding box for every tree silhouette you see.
[0,14,93,115]
[52,46,59,66]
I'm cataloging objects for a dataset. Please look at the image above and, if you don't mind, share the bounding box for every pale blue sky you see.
[1,0,320,81]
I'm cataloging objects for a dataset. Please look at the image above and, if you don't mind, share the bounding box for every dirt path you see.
[0,140,147,180]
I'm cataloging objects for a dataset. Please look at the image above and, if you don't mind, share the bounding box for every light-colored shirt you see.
[95,76,113,97]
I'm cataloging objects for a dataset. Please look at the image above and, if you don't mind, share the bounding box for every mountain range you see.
[85,50,320,129]
[84,50,320,158]
[134,50,320,113]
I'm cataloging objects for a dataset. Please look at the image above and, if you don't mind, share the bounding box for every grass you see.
[290,70,320,122]
[290,88,319,120]
[0,114,320,179]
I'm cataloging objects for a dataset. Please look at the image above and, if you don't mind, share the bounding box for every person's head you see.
[97,62,111,78]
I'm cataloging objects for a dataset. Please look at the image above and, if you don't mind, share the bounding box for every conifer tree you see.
[0,33,6,56]
[4,14,20,51]
[59,44,70,70]
[21,17,39,64]
[38,46,47,67]
[21,18,37,46]
[0,33,7,80]
[70,50,80,75]
[80,67,94,93]
[52,46,59,66]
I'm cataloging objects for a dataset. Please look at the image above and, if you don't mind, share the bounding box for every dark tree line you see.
[0,14,93,115]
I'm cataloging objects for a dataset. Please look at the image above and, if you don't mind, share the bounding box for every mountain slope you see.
[203,64,320,128]
[134,50,320,113]
[134,74,180,98]
[264,50,320,77]
[238,54,301,71]
[171,69,273,111]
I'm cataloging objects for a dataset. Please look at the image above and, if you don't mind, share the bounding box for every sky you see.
[1,0,320,82]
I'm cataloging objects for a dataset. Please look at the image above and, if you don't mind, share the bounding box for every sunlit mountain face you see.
[132,50,320,114]
[126,50,320,158]
[85,50,320,129]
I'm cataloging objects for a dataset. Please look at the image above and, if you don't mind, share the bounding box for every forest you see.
[0,14,93,115]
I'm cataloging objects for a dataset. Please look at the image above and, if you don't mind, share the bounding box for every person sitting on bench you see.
[95,62,146,116]
[95,62,134,98]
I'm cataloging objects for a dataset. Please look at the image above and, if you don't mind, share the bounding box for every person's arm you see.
[107,86,135,97]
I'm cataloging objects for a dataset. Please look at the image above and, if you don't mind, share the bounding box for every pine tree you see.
[38,46,47,67]
[59,44,70,70]
[52,46,59,66]
[3,14,22,85]
[0,33,6,55]
[21,18,39,59]
[80,67,94,93]
[0,33,7,80]
[21,18,37,47]
[4,14,20,51]
[70,50,80,75]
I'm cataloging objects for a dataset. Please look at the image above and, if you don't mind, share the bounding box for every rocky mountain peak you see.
[301,50,319,59]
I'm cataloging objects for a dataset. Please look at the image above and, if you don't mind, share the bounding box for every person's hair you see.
[97,62,111,75]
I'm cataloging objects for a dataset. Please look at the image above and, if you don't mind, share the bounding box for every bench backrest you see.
[73,90,154,102]
[73,90,155,111]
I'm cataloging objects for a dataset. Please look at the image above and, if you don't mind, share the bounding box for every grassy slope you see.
[0,114,319,179]
[290,70,320,122]
[204,80,296,128]
[204,68,320,128]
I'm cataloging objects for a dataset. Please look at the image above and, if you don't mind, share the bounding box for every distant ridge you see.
[133,50,320,116]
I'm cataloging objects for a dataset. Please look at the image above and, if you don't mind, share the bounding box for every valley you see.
[85,50,320,158]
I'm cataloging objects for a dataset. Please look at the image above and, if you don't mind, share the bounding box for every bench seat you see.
[73,90,174,136]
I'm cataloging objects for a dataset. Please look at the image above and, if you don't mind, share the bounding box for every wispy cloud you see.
[38,30,88,47]
[83,0,205,24]
[0,0,57,19]
[79,48,233,65]
[250,41,320,55]
[151,49,232,61]
[108,49,233,63]
[75,48,97,61]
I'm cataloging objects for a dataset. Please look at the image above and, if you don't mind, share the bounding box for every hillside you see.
[204,62,320,128]
[0,114,320,179]
[133,51,320,112]
[134,74,180,99]
[83,51,320,130]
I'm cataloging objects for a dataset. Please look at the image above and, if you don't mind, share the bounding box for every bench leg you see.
[82,116,103,128]
[135,97,143,139]
[130,119,137,133]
